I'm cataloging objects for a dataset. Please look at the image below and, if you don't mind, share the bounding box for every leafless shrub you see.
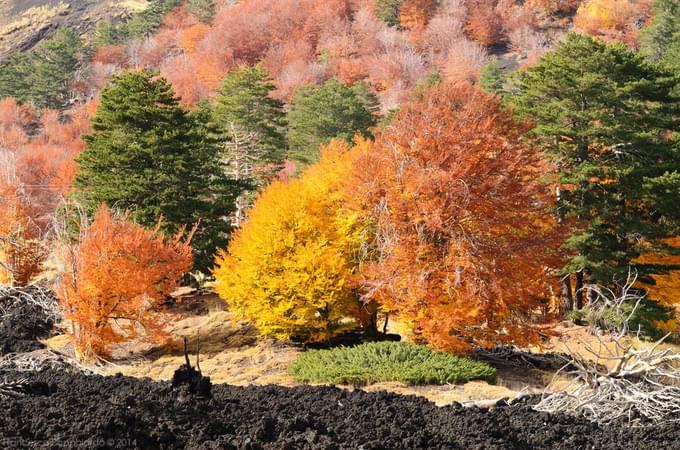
[534,271,680,424]
[0,285,61,324]
[0,349,101,374]
[442,38,488,84]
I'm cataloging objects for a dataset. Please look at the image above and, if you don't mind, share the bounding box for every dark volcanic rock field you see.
[0,369,677,450]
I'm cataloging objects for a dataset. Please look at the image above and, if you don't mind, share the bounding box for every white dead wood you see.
[0,377,28,399]
[534,270,680,424]
[0,349,103,375]
[0,285,61,324]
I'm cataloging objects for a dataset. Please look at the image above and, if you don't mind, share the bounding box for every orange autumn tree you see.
[56,205,193,361]
[465,0,505,47]
[347,82,563,353]
[574,0,638,45]
[0,179,43,286]
[0,154,44,286]
[635,236,680,332]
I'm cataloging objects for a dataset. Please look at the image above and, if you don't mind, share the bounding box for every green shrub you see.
[566,299,674,341]
[566,309,587,325]
[290,341,496,385]
[374,0,404,27]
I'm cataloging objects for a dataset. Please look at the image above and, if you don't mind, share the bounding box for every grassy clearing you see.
[290,341,496,386]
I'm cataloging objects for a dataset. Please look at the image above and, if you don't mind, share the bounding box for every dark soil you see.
[0,287,56,355]
[0,368,677,450]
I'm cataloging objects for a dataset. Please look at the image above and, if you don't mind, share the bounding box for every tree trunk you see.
[575,270,584,310]
[561,274,574,316]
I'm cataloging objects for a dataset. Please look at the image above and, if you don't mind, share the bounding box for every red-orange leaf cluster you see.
[346,83,563,353]
[56,206,194,360]
[0,99,93,285]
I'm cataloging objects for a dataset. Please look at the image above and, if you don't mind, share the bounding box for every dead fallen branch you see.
[0,349,102,375]
[0,285,61,323]
[534,271,680,424]
[0,377,28,399]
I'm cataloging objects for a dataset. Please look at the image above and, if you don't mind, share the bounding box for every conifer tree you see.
[188,0,216,24]
[640,0,680,67]
[375,0,406,27]
[212,66,288,170]
[0,29,83,109]
[75,70,236,271]
[479,58,506,95]
[288,79,379,165]
[514,34,680,317]
[210,66,287,224]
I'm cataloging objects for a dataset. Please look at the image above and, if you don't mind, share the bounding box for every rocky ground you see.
[0,0,147,59]
[0,287,56,355]
[0,367,677,450]
[2,288,677,449]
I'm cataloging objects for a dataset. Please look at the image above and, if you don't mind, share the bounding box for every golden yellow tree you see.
[574,0,641,45]
[213,141,368,342]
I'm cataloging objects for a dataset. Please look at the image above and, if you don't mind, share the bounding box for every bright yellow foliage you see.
[574,0,635,34]
[638,238,680,304]
[213,141,367,342]
[636,237,680,332]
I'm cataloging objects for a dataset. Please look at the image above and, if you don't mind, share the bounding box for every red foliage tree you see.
[92,45,128,67]
[140,28,180,68]
[0,162,44,286]
[56,205,194,361]
[465,0,505,46]
[0,98,34,150]
[179,23,211,53]
[399,0,436,45]
[347,83,563,353]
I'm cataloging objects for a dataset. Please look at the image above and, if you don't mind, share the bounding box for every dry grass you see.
[0,3,69,35]
[116,0,150,12]
[84,306,544,404]
[541,322,680,371]
[358,381,517,406]
[46,293,583,405]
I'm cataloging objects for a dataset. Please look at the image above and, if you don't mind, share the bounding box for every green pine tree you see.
[125,0,181,38]
[0,28,83,109]
[93,20,124,47]
[513,33,680,320]
[188,0,216,24]
[75,70,237,272]
[288,79,379,165]
[211,66,288,224]
[213,66,288,168]
[32,28,83,109]
[479,58,506,95]
[375,0,405,27]
[640,0,680,66]
[0,52,32,104]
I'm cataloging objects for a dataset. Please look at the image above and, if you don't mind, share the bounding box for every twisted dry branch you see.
[0,285,61,323]
[534,271,680,424]
[0,377,28,399]
[0,349,101,375]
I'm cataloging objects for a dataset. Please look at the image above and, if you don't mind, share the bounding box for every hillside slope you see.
[0,0,148,60]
